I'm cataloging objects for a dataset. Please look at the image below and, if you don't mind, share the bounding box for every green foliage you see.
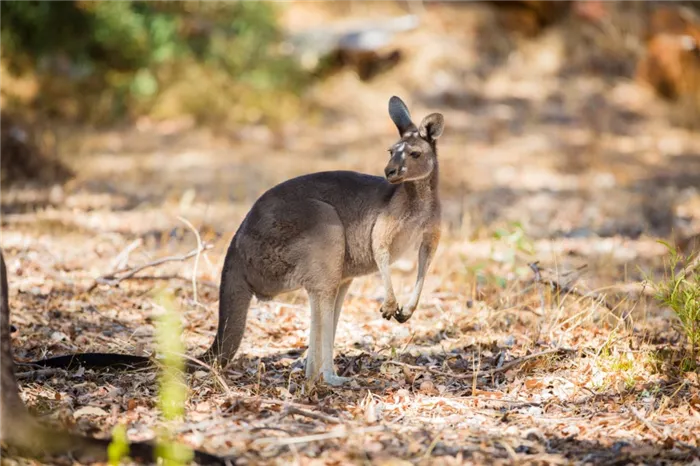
[107,424,130,466]
[650,241,700,371]
[153,289,192,466]
[492,222,536,258]
[1,1,308,124]
[105,289,193,465]
[492,222,536,279]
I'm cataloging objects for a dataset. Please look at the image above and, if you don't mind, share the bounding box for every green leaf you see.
[108,424,130,466]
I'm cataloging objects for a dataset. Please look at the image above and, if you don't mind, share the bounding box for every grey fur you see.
[200,96,444,385]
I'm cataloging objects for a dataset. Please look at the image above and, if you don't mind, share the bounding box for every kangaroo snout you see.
[385,163,404,183]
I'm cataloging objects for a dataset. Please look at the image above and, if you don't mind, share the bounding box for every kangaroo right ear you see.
[388,96,417,136]
[418,113,445,141]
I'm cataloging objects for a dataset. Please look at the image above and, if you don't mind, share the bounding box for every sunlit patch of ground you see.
[3,214,699,465]
[3,3,700,464]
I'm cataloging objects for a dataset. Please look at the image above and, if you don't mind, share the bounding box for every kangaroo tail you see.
[17,353,152,371]
[198,242,252,370]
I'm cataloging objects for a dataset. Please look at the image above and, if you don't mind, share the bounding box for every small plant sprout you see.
[650,241,700,371]
[492,222,536,279]
[154,289,193,466]
[107,424,130,465]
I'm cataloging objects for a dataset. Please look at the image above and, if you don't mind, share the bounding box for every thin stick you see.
[283,406,341,425]
[529,261,547,311]
[422,432,442,460]
[472,345,480,395]
[385,348,574,380]
[15,367,64,380]
[629,406,700,453]
[256,426,385,446]
[110,238,143,272]
[628,406,664,439]
[528,262,614,311]
[117,275,217,289]
[89,244,213,291]
[179,352,235,398]
[177,216,204,305]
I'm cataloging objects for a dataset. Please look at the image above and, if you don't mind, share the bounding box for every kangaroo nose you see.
[385,167,398,178]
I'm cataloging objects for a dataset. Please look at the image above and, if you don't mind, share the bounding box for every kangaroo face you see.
[384,135,435,184]
[385,96,444,184]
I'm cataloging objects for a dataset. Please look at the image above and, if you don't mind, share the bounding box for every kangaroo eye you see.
[410,151,421,158]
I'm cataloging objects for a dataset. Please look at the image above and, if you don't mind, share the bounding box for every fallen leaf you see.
[524,379,543,390]
[196,401,212,413]
[419,380,438,395]
[73,406,108,418]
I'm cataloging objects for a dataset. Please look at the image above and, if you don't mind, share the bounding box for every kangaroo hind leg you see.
[294,200,347,386]
[332,279,352,343]
[307,288,350,386]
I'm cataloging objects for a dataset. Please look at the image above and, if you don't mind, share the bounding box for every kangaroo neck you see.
[399,160,439,207]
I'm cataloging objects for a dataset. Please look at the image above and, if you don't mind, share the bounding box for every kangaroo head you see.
[384,96,444,184]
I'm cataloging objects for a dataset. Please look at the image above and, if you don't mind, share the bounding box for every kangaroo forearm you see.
[408,238,437,307]
[375,250,397,301]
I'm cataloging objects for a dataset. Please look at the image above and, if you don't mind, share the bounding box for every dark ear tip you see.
[388,95,405,108]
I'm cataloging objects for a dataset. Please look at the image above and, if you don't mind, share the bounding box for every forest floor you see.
[3,3,700,466]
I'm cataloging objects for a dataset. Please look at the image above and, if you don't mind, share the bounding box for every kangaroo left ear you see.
[388,96,418,136]
[418,113,444,141]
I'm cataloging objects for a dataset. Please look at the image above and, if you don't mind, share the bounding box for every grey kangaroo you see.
[23,97,443,387]
[201,96,444,386]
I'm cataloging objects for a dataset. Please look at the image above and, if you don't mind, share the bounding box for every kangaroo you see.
[23,96,444,388]
[0,250,225,464]
[200,96,444,386]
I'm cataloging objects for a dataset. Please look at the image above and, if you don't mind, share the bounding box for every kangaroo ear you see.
[388,96,417,136]
[418,113,444,141]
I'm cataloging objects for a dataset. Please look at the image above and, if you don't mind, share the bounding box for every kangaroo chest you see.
[388,210,430,261]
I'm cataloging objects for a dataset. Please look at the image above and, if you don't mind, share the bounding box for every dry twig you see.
[529,262,615,311]
[177,215,204,304]
[256,426,385,446]
[385,347,575,380]
[89,244,213,291]
[628,406,664,439]
[282,406,341,424]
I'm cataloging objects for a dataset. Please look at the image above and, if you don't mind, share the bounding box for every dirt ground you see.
[2,3,700,465]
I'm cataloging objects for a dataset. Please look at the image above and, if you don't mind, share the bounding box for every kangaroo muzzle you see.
[385,155,405,184]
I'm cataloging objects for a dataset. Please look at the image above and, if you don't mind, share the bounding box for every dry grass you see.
[3,214,700,465]
[3,2,700,465]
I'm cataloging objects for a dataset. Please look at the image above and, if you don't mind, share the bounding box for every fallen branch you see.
[625,405,700,454]
[628,406,664,439]
[385,347,575,380]
[283,406,341,424]
[114,274,217,289]
[15,367,64,380]
[528,262,615,311]
[255,425,385,446]
[89,244,213,291]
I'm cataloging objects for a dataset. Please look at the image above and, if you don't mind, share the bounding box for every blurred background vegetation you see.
[1,1,308,126]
